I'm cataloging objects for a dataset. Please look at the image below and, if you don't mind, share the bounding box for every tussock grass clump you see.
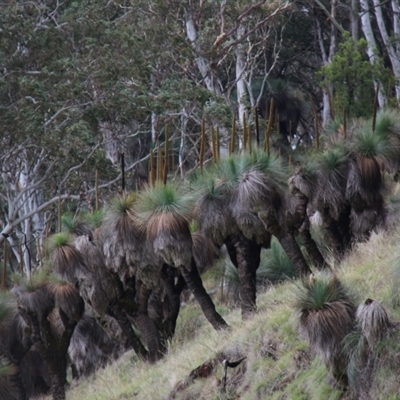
[344,300,394,398]
[293,273,356,386]
[258,237,296,284]
[356,298,391,348]
[83,209,105,230]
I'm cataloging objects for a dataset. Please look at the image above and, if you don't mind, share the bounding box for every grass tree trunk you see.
[9,366,28,400]
[279,233,311,276]
[336,206,352,251]
[180,259,228,331]
[299,215,328,270]
[135,282,164,362]
[28,310,76,400]
[107,300,149,360]
[320,208,347,256]
[291,188,328,270]
[160,264,185,340]
[225,234,261,319]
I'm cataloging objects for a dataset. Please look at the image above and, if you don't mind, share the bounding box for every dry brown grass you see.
[66,227,400,400]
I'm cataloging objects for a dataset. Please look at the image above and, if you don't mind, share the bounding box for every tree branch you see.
[213,1,290,49]
[58,143,101,189]
[313,0,345,33]
[44,101,93,128]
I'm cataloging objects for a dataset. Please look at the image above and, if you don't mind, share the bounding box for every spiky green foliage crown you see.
[83,210,105,230]
[49,231,71,248]
[109,192,137,218]
[293,273,355,312]
[49,232,87,283]
[61,214,79,234]
[352,128,392,159]
[135,183,193,225]
[374,109,400,138]
[318,146,349,172]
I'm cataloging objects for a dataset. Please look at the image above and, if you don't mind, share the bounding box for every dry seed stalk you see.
[243,113,247,151]
[163,125,169,184]
[157,144,163,182]
[230,114,236,155]
[264,98,274,154]
[200,118,206,172]
[254,106,260,146]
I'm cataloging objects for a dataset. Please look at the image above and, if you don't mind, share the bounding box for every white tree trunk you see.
[351,0,359,41]
[236,25,248,132]
[315,13,333,124]
[360,0,387,106]
[179,108,188,179]
[185,11,223,96]
[373,0,400,100]
[101,122,120,165]
[151,112,158,143]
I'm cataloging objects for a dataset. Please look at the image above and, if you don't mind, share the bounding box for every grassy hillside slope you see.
[67,228,400,400]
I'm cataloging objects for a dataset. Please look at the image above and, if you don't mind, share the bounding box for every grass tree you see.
[69,314,123,380]
[194,149,311,318]
[347,128,391,240]
[346,111,400,240]
[355,299,391,349]
[344,299,392,397]
[101,193,170,361]
[11,269,84,400]
[235,150,312,279]
[50,231,151,362]
[293,273,356,387]
[257,237,297,283]
[61,214,93,240]
[288,164,328,270]
[296,146,352,257]
[49,232,88,285]
[136,182,228,331]
[193,154,266,318]
[101,192,144,277]
[73,235,130,353]
[0,292,23,399]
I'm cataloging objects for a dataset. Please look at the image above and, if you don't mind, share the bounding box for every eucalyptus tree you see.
[0,0,146,272]
[183,0,294,130]
[358,0,400,101]
[319,33,390,119]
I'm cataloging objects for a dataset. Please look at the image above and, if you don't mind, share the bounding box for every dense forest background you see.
[1,0,400,399]
[2,0,399,261]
